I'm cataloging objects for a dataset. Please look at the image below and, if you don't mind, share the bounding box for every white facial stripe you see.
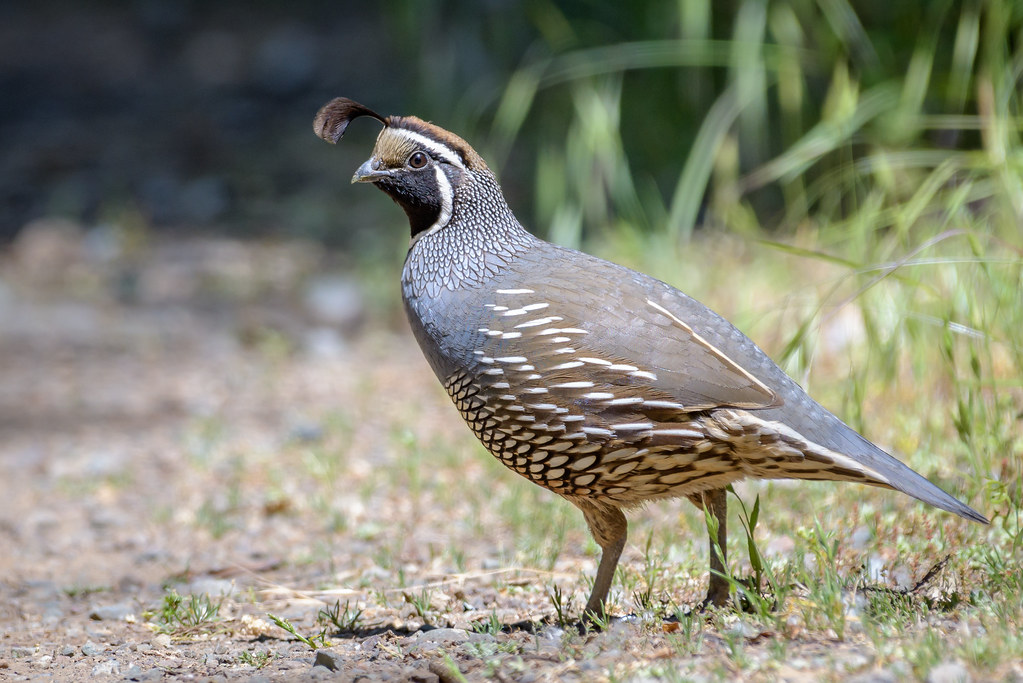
[392,129,466,170]
[420,165,454,237]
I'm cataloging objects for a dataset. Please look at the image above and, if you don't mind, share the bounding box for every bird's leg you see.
[690,488,730,609]
[575,501,628,625]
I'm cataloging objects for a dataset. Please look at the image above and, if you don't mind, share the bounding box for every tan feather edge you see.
[645,298,781,409]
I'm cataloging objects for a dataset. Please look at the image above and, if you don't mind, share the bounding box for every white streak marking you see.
[418,165,454,238]
[479,356,494,364]
[516,364,535,371]
[630,370,658,381]
[554,347,575,355]
[522,303,550,311]
[501,331,522,339]
[613,422,655,431]
[496,288,535,294]
[583,392,615,400]
[645,297,777,406]
[515,316,563,329]
[550,361,585,370]
[609,397,644,406]
[550,336,571,343]
[550,381,595,389]
[523,387,548,394]
[496,356,527,364]
[491,382,510,389]
[579,357,612,366]
[527,403,558,411]
[608,363,638,372]
[390,129,466,169]
[652,428,703,439]
[642,399,686,410]
[483,368,504,376]
[502,308,528,317]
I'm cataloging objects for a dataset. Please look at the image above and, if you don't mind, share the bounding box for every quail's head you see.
[313,97,487,237]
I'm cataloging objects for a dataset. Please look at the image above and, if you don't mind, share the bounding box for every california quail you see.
[313,97,988,620]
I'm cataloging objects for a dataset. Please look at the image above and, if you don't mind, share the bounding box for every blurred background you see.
[5,0,1021,246]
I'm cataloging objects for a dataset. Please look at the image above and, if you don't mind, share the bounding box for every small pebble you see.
[89,602,136,621]
[539,626,565,641]
[91,659,120,676]
[60,645,75,657]
[314,649,344,671]
[81,641,101,656]
[413,628,472,644]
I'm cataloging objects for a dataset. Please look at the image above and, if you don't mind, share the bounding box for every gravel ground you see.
[0,225,999,682]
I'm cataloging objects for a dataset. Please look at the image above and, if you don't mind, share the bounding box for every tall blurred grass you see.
[472,0,1022,246]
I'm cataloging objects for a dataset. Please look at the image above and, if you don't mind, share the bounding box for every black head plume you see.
[313,98,387,144]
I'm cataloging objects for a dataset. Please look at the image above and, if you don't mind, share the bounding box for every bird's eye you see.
[408,151,429,169]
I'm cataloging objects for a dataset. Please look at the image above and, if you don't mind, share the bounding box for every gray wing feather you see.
[516,245,987,524]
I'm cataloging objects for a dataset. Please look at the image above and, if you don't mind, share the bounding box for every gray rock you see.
[81,641,102,656]
[314,648,343,671]
[413,627,477,644]
[152,633,173,649]
[91,659,120,676]
[60,645,75,656]
[10,646,35,657]
[928,661,972,683]
[539,626,566,641]
[726,619,762,640]
[89,602,136,621]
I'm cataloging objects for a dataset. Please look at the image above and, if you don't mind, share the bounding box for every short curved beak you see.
[351,158,390,184]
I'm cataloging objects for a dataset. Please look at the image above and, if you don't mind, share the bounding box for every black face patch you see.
[374,167,442,237]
